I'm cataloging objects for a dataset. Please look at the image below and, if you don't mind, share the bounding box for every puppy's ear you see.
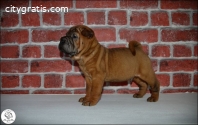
[81,28,94,38]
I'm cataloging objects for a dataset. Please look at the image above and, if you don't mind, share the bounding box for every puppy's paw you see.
[78,97,84,102]
[147,97,158,102]
[78,97,89,102]
[82,101,97,106]
[133,93,143,98]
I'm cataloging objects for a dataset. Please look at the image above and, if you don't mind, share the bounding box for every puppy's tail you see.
[128,41,142,56]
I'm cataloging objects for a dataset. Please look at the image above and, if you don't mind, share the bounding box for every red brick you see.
[1,30,29,44]
[142,45,149,55]
[120,0,158,9]
[44,45,62,58]
[33,90,72,94]
[119,29,158,43]
[1,12,19,27]
[130,11,148,26]
[109,81,128,86]
[22,75,41,88]
[43,13,61,26]
[108,11,127,25]
[31,60,72,72]
[87,11,105,25]
[93,28,116,42]
[74,89,86,94]
[172,12,190,26]
[151,60,158,72]
[66,75,85,88]
[173,45,192,57]
[44,74,63,88]
[151,12,169,26]
[160,60,197,72]
[161,0,198,9]
[32,29,67,42]
[1,61,28,73]
[32,0,73,9]
[22,46,41,58]
[131,81,138,87]
[102,89,115,94]
[156,74,170,87]
[74,61,81,72]
[76,0,116,8]
[194,74,198,86]
[64,12,84,25]
[117,89,138,94]
[193,13,198,26]
[0,46,19,58]
[0,0,29,9]
[162,89,198,93]
[107,44,126,48]
[1,76,19,88]
[152,45,170,57]
[173,73,191,87]
[22,12,40,26]
[194,45,198,56]
[1,90,29,94]
[161,29,198,42]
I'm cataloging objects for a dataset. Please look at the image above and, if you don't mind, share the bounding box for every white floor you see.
[1,93,197,124]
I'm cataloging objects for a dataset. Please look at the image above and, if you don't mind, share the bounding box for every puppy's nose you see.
[60,37,66,43]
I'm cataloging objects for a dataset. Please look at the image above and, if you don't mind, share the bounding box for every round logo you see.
[1,109,16,124]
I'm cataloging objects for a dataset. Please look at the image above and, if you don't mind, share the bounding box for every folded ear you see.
[81,28,94,38]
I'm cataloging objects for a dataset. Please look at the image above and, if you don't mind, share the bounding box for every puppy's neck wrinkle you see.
[72,38,93,60]
[80,39,101,65]
[75,38,104,68]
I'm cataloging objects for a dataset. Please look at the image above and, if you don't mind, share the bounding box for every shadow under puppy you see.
[59,25,160,106]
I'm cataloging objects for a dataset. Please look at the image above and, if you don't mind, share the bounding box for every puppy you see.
[59,25,160,106]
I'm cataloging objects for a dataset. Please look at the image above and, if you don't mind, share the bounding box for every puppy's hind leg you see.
[132,77,148,98]
[147,78,160,102]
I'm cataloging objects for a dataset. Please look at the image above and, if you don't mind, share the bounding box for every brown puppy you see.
[59,25,160,106]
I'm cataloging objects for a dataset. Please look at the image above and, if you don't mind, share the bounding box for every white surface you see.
[1,93,197,124]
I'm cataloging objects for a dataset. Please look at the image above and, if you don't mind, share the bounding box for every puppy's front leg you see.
[82,76,104,106]
[79,77,92,103]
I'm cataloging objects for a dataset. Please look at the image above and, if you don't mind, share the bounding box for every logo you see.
[1,109,16,124]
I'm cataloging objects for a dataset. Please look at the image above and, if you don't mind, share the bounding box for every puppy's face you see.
[59,25,94,57]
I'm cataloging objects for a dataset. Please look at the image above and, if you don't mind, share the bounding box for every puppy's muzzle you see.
[59,36,77,57]
[59,37,67,52]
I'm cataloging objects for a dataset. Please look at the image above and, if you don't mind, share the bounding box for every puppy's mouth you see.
[67,51,78,57]
[59,36,78,57]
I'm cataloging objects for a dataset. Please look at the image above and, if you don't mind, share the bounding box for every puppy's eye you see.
[72,34,78,38]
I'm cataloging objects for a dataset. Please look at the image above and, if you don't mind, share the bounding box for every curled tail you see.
[128,41,142,56]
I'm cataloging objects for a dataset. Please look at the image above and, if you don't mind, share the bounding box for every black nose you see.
[59,37,66,51]
[60,37,66,43]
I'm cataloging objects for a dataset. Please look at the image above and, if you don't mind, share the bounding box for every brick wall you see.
[0,0,197,94]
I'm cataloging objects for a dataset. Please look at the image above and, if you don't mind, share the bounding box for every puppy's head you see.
[59,25,95,57]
